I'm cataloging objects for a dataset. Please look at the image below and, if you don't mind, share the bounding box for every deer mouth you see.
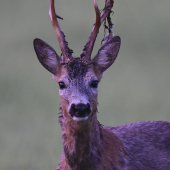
[69,103,91,121]
[72,116,89,121]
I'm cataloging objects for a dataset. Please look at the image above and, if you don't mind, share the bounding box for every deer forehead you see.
[56,59,99,84]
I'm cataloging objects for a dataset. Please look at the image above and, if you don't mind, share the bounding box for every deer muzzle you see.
[69,103,91,121]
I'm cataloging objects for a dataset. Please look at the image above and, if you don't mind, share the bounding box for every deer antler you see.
[49,0,73,62]
[81,0,114,60]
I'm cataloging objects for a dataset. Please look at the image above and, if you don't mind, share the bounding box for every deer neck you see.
[59,110,103,170]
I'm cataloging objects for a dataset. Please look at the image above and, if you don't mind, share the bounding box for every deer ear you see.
[92,35,121,73]
[33,38,61,75]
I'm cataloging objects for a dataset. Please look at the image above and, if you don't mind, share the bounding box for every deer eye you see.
[91,81,98,88]
[59,82,65,89]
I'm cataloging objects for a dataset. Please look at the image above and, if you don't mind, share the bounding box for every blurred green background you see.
[0,0,170,169]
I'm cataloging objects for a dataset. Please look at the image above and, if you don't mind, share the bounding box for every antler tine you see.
[49,0,73,62]
[84,0,101,60]
[81,0,114,60]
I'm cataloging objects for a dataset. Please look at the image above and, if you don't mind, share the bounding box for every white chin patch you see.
[73,116,88,121]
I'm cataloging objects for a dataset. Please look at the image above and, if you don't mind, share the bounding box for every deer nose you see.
[69,103,91,118]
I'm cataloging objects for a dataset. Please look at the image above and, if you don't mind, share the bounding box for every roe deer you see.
[33,0,170,169]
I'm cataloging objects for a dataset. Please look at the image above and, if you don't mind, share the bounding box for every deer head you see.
[33,0,120,123]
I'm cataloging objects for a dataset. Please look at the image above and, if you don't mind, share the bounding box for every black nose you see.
[69,103,91,117]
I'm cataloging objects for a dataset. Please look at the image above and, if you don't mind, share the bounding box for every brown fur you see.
[57,109,126,170]
[58,110,102,170]
[100,128,126,169]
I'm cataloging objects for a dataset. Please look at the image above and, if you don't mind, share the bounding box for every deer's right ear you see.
[33,38,61,75]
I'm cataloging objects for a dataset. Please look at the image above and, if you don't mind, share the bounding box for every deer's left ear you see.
[92,35,121,73]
